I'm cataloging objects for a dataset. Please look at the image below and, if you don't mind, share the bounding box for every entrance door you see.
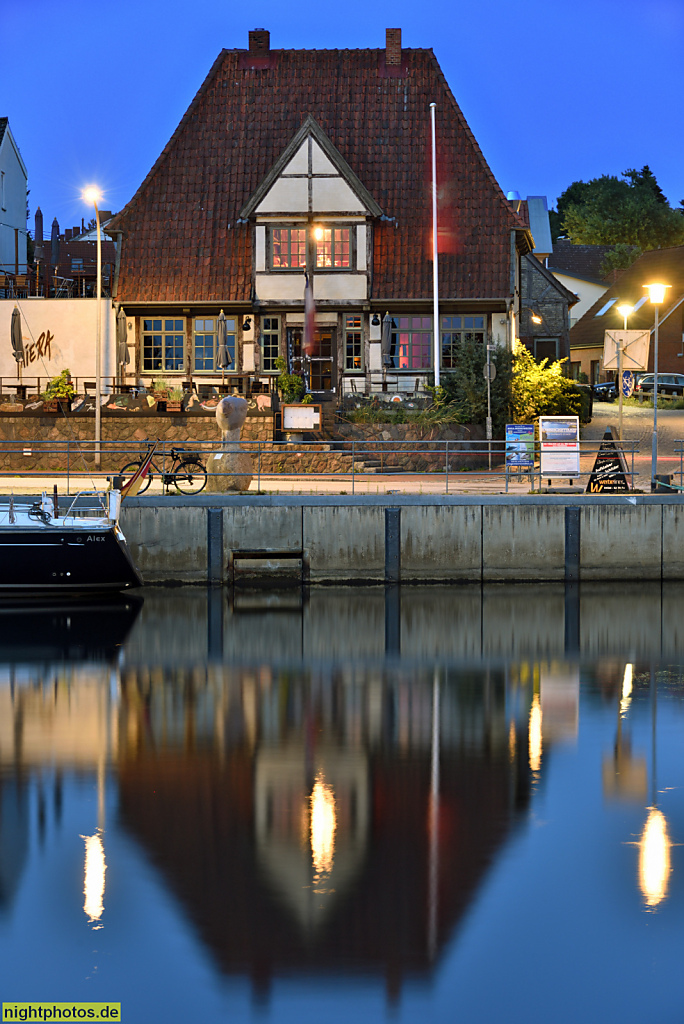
[287,327,337,396]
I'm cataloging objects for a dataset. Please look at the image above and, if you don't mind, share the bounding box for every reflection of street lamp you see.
[83,187,103,468]
[643,283,671,489]
[615,303,634,441]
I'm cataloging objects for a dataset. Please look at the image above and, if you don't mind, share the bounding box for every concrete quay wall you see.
[119,494,684,585]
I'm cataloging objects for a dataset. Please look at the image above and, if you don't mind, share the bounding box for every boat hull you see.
[0,525,142,591]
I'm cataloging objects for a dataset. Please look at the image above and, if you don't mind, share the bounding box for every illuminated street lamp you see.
[615,303,634,441]
[644,283,671,489]
[82,187,103,468]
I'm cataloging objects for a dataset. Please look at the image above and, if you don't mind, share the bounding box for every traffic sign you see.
[622,371,634,398]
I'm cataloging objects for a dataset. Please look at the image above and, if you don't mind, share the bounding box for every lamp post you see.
[615,303,634,441]
[644,283,671,489]
[83,188,103,468]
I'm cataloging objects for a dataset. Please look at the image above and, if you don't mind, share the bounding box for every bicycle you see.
[120,445,207,495]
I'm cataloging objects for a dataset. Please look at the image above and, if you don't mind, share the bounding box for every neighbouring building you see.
[108,28,536,402]
[0,118,28,280]
[547,241,631,328]
[569,246,684,383]
[32,209,117,298]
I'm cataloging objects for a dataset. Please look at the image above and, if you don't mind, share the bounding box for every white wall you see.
[0,125,28,273]
[0,298,116,382]
[551,272,606,326]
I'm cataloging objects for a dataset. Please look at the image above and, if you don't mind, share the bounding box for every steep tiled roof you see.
[549,240,638,284]
[111,46,527,304]
[569,246,684,349]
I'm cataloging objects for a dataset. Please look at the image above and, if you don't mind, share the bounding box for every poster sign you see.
[586,429,630,493]
[506,424,535,467]
[539,416,580,477]
[282,404,321,430]
[603,330,650,371]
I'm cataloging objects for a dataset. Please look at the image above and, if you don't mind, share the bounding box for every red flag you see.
[303,272,317,357]
[120,442,158,500]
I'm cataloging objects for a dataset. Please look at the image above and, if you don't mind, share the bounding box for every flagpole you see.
[430,103,440,387]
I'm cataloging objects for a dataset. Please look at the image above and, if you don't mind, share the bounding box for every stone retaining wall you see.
[0,412,273,472]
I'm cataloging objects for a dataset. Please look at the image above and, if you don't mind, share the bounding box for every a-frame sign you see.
[586,427,630,493]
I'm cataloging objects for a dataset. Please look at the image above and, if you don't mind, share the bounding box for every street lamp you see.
[615,303,634,441]
[83,187,103,468]
[643,283,671,489]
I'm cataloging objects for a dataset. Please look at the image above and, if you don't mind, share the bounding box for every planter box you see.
[166,401,182,412]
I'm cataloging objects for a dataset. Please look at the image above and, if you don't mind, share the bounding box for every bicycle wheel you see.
[174,459,207,495]
[119,461,157,495]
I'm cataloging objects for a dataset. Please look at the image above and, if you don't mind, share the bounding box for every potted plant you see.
[166,386,184,412]
[41,368,76,413]
[152,377,169,400]
[274,356,305,403]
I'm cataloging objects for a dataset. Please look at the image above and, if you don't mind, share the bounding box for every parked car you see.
[592,381,617,402]
[635,373,684,397]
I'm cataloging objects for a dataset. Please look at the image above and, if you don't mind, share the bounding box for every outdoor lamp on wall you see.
[371,314,380,326]
[644,282,671,489]
[242,317,252,331]
[531,312,543,325]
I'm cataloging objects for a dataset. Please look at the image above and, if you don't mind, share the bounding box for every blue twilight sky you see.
[2,0,682,234]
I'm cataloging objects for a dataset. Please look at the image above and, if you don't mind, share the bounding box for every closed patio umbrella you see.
[381,312,393,368]
[11,306,24,368]
[117,307,130,367]
[217,309,232,384]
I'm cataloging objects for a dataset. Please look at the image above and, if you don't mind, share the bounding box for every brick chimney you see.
[386,28,401,66]
[65,228,72,241]
[249,28,270,52]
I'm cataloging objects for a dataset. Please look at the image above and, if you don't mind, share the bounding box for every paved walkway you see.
[1,401,682,497]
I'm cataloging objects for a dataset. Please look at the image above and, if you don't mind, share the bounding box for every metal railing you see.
[0,437,642,495]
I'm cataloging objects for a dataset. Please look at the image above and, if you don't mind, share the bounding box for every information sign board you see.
[585,429,630,493]
[539,416,580,477]
[505,424,535,467]
[282,404,321,430]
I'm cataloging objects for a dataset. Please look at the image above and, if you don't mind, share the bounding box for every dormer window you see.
[315,227,351,268]
[272,227,306,268]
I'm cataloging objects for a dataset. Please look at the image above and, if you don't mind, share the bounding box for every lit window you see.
[142,318,185,372]
[345,315,363,370]
[271,228,306,269]
[316,228,351,269]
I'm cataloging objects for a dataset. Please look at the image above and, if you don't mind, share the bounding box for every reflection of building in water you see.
[116,666,534,997]
[0,781,29,913]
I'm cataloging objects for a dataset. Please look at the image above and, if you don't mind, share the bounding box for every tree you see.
[509,342,586,423]
[599,242,641,278]
[550,166,684,249]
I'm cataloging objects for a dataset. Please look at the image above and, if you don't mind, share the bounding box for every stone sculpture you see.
[206,395,254,492]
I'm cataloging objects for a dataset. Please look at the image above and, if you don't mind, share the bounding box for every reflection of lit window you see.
[315,228,351,268]
[82,831,106,925]
[639,808,671,908]
[345,315,363,370]
[310,772,336,879]
[388,315,432,370]
[529,693,542,773]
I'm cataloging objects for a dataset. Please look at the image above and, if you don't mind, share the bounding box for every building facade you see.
[109,29,533,401]
[0,118,28,278]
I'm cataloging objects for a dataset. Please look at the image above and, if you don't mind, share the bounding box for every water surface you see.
[1,585,683,1023]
